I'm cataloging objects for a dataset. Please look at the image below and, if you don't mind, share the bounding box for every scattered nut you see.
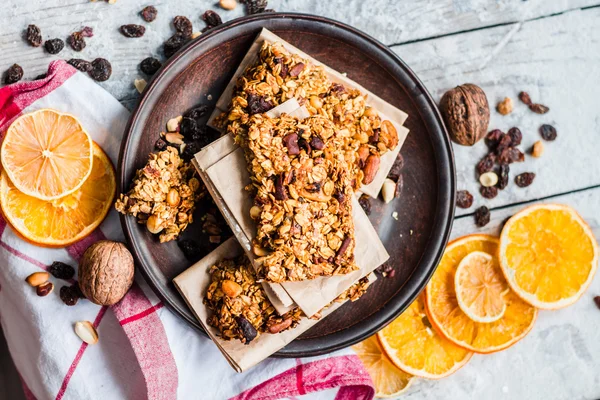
[134,78,147,93]
[146,214,164,234]
[496,97,513,115]
[36,281,54,296]
[166,188,181,207]
[166,116,182,132]
[221,280,242,298]
[531,140,544,158]
[381,178,396,204]
[250,205,262,219]
[26,272,49,287]
[440,83,490,146]
[268,318,293,334]
[309,95,323,109]
[380,120,398,149]
[191,32,201,39]
[165,132,185,145]
[362,154,380,185]
[74,321,99,345]
[219,0,237,10]
[479,171,499,187]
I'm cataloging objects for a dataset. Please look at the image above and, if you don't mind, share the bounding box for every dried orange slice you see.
[425,235,537,354]
[1,109,93,201]
[0,143,115,247]
[377,295,472,379]
[454,251,508,323]
[499,204,598,309]
[352,335,414,398]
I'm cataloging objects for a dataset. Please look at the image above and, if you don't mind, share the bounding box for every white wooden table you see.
[1,1,599,399]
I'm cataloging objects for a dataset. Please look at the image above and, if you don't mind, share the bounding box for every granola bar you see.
[243,114,359,282]
[115,147,203,242]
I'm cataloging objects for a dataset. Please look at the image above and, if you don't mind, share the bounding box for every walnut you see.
[78,241,134,305]
[440,83,490,146]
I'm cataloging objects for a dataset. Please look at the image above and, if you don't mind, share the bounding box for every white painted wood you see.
[393,8,600,216]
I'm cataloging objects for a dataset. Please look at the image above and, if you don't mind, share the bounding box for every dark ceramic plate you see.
[119,13,455,357]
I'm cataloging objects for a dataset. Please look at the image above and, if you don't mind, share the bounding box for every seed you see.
[26,272,49,287]
[496,97,513,115]
[36,281,54,297]
[74,321,98,345]
[309,95,323,109]
[166,189,180,206]
[381,178,396,204]
[219,0,237,10]
[531,141,544,158]
[166,116,182,132]
[146,215,163,234]
[134,78,147,93]
[165,132,185,145]
[221,280,242,298]
[479,171,498,187]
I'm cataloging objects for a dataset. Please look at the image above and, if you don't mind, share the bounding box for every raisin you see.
[480,185,498,199]
[241,0,268,14]
[60,285,81,306]
[594,296,600,310]
[273,57,288,78]
[539,124,557,141]
[179,117,199,139]
[141,5,158,22]
[192,125,210,145]
[358,194,371,216]
[515,172,535,188]
[247,93,274,114]
[456,190,473,209]
[68,59,92,73]
[333,190,346,205]
[474,206,490,227]
[476,153,496,175]
[375,262,394,278]
[498,147,524,164]
[529,103,549,114]
[140,57,162,75]
[177,239,204,262]
[163,33,188,58]
[388,154,404,181]
[89,58,112,82]
[48,261,75,279]
[184,104,209,120]
[121,24,146,38]
[4,64,23,84]
[518,91,532,105]
[155,137,167,150]
[67,32,86,52]
[44,38,64,54]
[236,316,258,344]
[497,164,509,190]
[26,24,42,47]
[507,127,522,146]
[494,134,513,155]
[173,16,193,37]
[485,129,503,150]
[202,10,223,28]
[309,136,325,150]
[289,63,305,78]
[182,141,201,160]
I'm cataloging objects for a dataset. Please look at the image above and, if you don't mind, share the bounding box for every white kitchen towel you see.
[0,61,375,400]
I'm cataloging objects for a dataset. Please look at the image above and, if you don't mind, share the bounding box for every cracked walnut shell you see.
[440,83,490,146]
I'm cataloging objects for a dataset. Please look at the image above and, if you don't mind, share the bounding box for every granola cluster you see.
[115,147,203,242]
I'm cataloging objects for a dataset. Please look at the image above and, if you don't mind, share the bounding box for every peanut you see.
[36,281,54,297]
[166,188,180,207]
[221,280,242,298]
[74,321,99,345]
[26,272,49,287]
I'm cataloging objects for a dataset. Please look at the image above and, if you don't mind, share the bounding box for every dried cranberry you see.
[480,185,498,199]
[44,38,64,54]
[358,194,371,216]
[515,172,535,187]
[4,64,23,84]
[155,137,167,150]
[476,153,496,174]
[89,58,112,82]
[140,5,158,22]
[388,154,404,181]
[48,261,75,279]
[485,129,503,150]
[507,127,522,146]
[26,24,42,47]
[456,190,473,209]
[177,239,204,263]
[474,206,490,227]
[173,16,193,37]
[539,124,557,141]
[60,285,80,306]
[518,91,532,105]
[202,10,223,28]
[140,57,161,76]
[67,59,92,73]
[184,104,209,120]
[120,24,146,38]
[241,0,269,14]
[163,33,189,58]
[498,147,524,164]
[529,103,549,114]
[497,164,509,190]
[236,316,258,344]
[80,26,94,37]
[247,93,274,114]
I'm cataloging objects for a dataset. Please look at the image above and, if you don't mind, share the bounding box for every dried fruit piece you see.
[36,281,54,296]
[456,190,473,209]
[173,16,193,37]
[539,124,557,141]
[496,97,513,115]
[515,172,535,188]
[529,104,549,114]
[507,127,522,146]
[476,153,496,174]
[60,285,81,306]
[440,83,490,146]
[236,316,258,344]
[68,31,86,52]
[140,5,158,22]
[140,57,161,75]
[518,91,532,105]
[74,321,98,344]
[388,154,404,181]
[594,296,600,310]
[494,134,513,155]
[381,178,396,203]
[479,172,498,187]
[26,24,42,47]
[358,194,371,215]
[474,206,490,227]
[48,261,75,279]
[44,38,64,54]
[89,58,112,81]
[155,137,167,150]
[202,10,223,28]
[247,93,274,114]
[120,24,146,38]
[163,33,189,58]
[242,0,268,14]
[4,64,23,84]
[497,147,524,165]
[178,239,204,262]
[26,272,50,287]
[497,164,509,190]
[485,129,503,150]
[531,141,544,158]
[184,105,209,120]
[282,133,300,155]
[480,186,498,199]
[289,62,305,78]
[68,59,92,73]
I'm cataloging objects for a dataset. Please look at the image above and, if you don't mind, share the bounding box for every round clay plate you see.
[119,13,455,357]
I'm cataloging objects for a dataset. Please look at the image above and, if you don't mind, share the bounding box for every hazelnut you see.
[497,97,513,115]
[531,141,544,158]
[440,83,490,146]
[219,0,237,10]
[146,214,164,234]
[78,241,134,306]
[221,280,242,298]
[479,171,499,187]
[166,189,180,207]
[309,96,323,109]
[26,271,49,287]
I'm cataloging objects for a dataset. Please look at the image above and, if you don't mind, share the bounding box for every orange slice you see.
[377,295,472,379]
[1,142,115,247]
[425,235,537,354]
[1,109,93,201]
[352,335,414,397]
[454,251,508,323]
[499,204,598,309]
